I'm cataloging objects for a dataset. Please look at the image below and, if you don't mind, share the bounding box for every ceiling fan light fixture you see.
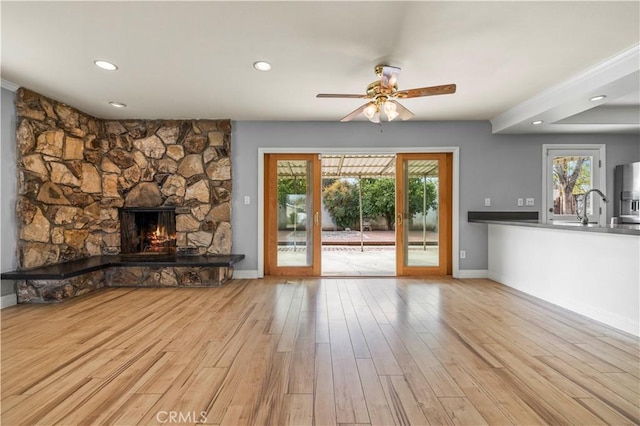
[384,101,399,121]
[363,102,378,120]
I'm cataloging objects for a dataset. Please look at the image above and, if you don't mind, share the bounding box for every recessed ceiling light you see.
[94,60,118,71]
[109,101,127,108]
[253,61,272,71]
[589,95,607,102]
[531,120,543,125]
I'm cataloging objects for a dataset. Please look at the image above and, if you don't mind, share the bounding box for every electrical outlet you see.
[244,196,251,205]
[526,198,535,206]
[484,198,491,207]
[517,198,524,207]
[460,250,466,259]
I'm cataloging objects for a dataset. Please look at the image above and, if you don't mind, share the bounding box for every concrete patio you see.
[278,230,439,275]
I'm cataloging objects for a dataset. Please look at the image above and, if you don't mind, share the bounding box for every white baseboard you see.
[1,293,17,308]
[455,269,489,279]
[233,269,490,280]
[232,270,259,279]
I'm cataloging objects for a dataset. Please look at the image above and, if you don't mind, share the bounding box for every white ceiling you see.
[2,1,639,134]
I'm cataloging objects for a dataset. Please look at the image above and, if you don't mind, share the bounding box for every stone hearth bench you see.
[0,254,245,303]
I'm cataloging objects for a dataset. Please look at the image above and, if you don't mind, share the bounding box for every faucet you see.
[577,189,608,225]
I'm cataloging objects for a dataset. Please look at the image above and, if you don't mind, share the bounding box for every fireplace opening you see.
[120,208,176,255]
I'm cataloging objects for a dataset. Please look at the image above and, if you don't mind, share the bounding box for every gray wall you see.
[231,121,639,272]
[1,88,17,296]
[0,104,637,280]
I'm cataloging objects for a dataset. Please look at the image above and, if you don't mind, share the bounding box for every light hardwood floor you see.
[1,277,638,425]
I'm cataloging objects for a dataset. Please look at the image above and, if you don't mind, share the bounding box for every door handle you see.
[314,212,319,226]
[397,213,403,225]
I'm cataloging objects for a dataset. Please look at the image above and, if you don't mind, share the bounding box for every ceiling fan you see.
[317,64,456,123]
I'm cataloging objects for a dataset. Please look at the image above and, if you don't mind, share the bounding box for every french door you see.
[396,153,452,276]
[264,152,452,276]
[264,154,322,276]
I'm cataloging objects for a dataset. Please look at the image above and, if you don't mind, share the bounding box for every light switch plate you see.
[517,198,524,207]
[526,198,535,206]
[460,250,466,259]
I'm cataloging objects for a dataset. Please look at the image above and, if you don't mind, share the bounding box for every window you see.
[542,145,606,224]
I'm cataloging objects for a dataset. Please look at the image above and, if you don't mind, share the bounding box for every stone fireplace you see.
[13,88,236,301]
[120,207,176,255]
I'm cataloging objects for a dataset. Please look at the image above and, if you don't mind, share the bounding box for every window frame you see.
[541,144,606,225]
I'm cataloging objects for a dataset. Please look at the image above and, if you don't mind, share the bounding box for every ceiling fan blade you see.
[317,93,368,99]
[380,65,401,91]
[396,84,457,98]
[339,103,370,122]
[390,100,415,121]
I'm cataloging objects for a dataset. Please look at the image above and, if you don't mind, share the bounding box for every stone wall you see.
[16,270,106,303]
[107,266,232,288]
[15,88,232,269]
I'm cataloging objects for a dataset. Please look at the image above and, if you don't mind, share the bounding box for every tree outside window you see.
[321,177,437,230]
[552,156,592,215]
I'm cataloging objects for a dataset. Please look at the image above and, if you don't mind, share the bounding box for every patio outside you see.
[277,229,439,276]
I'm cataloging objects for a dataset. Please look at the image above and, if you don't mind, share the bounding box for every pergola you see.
[277,154,439,178]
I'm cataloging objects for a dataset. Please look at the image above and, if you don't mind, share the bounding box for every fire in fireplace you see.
[119,207,177,255]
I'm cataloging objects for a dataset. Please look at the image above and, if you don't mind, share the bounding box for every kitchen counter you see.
[484,220,639,336]
[469,218,640,236]
[467,210,640,236]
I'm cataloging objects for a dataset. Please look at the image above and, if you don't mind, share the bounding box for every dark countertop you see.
[469,219,640,236]
[0,254,245,280]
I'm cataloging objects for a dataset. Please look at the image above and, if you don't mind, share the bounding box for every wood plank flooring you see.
[1,277,638,425]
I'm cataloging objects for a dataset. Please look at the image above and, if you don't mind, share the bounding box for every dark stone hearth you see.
[7,254,243,303]
[2,254,245,280]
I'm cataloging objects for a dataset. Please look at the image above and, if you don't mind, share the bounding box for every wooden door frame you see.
[257,147,461,278]
[396,153,452,276]
[264,153,321,276]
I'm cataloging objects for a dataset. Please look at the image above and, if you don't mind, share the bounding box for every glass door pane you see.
[265,154,321,276]
[277,160,313,267]
[403,159,440,267]
[396,153,451,276]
